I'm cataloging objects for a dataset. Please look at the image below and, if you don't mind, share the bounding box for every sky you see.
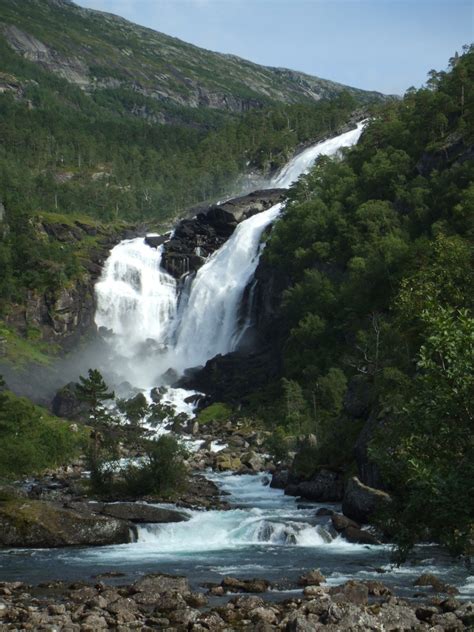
[76,0,473,95]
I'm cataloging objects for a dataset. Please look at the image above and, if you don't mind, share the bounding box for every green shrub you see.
[197,402,232,425]
[121,436,188,499]
[0,389,86,478]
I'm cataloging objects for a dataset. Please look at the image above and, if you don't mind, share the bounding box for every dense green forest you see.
[261,46,473,556]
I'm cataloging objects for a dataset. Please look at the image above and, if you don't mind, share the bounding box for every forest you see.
[260,46,473,556]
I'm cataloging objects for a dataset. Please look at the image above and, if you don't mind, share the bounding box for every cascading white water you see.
[94,124,366,390]
[170,203,282,373]
[271,121,365,188]
[95,241,178,357]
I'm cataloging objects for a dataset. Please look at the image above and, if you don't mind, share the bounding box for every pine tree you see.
[76,369,114,428]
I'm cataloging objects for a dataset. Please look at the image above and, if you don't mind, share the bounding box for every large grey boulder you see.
[0,500,135,547]
[99,502,189,523]
[342,476,391,523]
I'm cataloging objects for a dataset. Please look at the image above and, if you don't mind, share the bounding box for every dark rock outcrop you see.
[342,476,391,524]
[160,188,286,278]
[0,500,135,547]
[51,382,88,421]
[177,348,280,402]
[285,469,344,502]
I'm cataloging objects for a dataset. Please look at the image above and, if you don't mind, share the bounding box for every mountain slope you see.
[0,0,385,124]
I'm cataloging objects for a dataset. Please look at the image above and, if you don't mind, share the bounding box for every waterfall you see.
[270,121,365,188]
[169,203,282,373]
[94,124,365,390]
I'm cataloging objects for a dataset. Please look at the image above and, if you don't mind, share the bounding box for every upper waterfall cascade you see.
[95,123,365,389]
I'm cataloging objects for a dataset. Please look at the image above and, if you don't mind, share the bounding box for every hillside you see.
[0,0,388,327]
[0,0,385,124]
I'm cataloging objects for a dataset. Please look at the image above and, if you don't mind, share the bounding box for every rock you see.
[0,500,134,547]
[331,580,368,606]
[221,577,270,593]
[184,592,208,608]
[431,611,464,630]
[298,569,326,586]
[295,469,344,502]
[249,605,278,624]
[331,514,360,532]
[144,233,167,248]
[51,382,88,421]
[315,507,334,517]
[440,597,461,612]
[241,450,264,472]
[342,476,391,523]
[364,580,391,597]
[99,502,189,523]
[214,453,242,471]
[162,189,286,278]
[270,469,289,489]
[455,601,474,626]
[133,573,190,596]
[413,573,459,595]
[342,525,381,545]
[415,605,439,622]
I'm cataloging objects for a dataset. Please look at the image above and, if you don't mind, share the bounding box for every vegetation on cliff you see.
[262,46,473,555]
[0,375,86,478]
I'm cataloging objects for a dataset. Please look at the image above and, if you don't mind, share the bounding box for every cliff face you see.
[2,218,144,351]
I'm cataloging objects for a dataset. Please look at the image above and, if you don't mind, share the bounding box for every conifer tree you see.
[76,369,114,428]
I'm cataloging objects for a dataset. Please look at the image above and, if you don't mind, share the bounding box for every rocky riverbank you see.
[0,571,472,630]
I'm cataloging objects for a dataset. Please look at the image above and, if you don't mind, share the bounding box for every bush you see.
[0,390,86,478]
[197,402,232,425]
[121,436,188,498]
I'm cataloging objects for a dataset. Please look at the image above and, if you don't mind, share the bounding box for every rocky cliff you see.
[157,189,286,279]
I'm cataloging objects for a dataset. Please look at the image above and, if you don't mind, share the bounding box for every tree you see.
[117,392,149,427]
[122,435,188,498]
[371,306,474,558]
[76,369,115,428]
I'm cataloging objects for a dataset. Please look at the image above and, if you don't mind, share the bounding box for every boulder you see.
[99,502,189,523]
[270,469,290,489]
[343,525,381,545]
[331,514,360,532]
[0,500,134,547]
[214,453,242,471]
[298,569,326,586]
[331,580,369,606]
[144,233,167,248]
[413,573,460,595]
[295,469,344,502]
[241,450,264,472]
[223,577,270,593]
[342,476,391,523]
[51,382,88,421]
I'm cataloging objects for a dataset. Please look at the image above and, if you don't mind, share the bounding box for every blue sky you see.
[76,0,473,95]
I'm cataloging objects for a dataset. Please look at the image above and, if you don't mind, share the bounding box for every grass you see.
[0,323,57,367]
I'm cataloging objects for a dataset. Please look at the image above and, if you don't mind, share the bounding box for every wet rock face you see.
[160,188,286,279]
